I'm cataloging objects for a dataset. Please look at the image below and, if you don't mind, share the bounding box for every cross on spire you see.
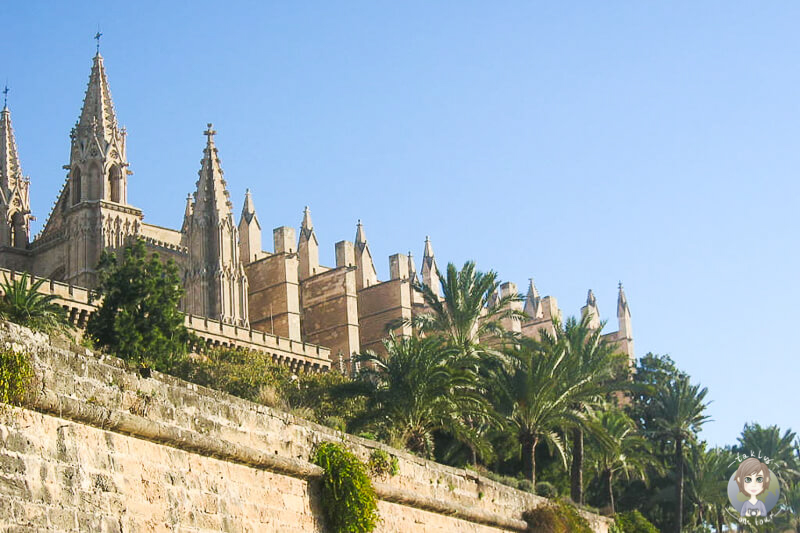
[2,85,8,108]
[204,123,216,142]
[94,30,103,54]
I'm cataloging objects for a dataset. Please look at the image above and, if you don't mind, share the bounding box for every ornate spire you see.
[407,251,417,283]
[354,219,377,289]
[193,123,233,220]
[0,101,31,248]
[77,52,121,144]
[0,104,24,195]
[421,235,440,295]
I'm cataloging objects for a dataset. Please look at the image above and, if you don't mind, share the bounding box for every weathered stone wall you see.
[0,322,612,532]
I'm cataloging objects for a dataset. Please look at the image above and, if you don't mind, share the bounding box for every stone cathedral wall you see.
[0,321,611,532]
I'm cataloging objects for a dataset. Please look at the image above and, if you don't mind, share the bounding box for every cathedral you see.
[0,50,634,370]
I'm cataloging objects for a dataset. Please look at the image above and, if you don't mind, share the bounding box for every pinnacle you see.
[302,206,313,231]
[355,219,367,244]
[423,235,435,258]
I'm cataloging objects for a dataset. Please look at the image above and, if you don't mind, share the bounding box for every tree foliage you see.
[0,272,71,333]
[87,239,190,371]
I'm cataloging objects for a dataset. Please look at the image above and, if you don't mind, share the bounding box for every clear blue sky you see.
[4,2,798,447]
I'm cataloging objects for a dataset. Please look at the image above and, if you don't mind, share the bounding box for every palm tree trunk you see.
[570,427,584,504]
[675,437,684,533]
[605,469,615,514]
[521,433,538,485]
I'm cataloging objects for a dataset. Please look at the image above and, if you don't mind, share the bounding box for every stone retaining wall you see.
[0,321,611,532]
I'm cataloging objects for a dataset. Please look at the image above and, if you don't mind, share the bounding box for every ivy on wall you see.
[0,345,32,406]
[312,442,379,533]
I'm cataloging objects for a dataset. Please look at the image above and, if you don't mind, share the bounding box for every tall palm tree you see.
[405,260,525,355]
[504,338,606,486]
[0,272,71,333]
[590,409,660,514]
[685,443,735,532]
[539,314,627,504]
[652,376,711,533]
[336,334,494,458]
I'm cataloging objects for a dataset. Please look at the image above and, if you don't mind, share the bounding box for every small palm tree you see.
[0,272,71,333]
[652,376,711,533]
[336,334,495,458]
[590,409,660,514]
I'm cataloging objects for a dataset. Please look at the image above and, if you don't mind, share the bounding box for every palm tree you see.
[652,376,711,533]
[590,409,660,514]
[685,443,735,532]
[504,338,606,486]
[0,272,71,333]
[736,423,799,482]
[539,314,627,505]
[337,334,494,458]
[405,260,524,355]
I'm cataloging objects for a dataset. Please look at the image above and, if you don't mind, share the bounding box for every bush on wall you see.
[523,499,593,533]
[312,441,379,533]
[0,345,33,406]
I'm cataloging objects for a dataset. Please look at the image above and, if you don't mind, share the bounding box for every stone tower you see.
[181,124,249,327]
[0,101,32,248]
[616,282,634,360]
[59,52,142,286]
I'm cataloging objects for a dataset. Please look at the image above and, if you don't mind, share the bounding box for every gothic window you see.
[72,167,82,205]
[109,165,121,203]
[10,212,26,248]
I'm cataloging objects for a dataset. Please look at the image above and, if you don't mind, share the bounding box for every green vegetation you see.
[0,345,33,406]
[312,442,379,533]
[0,272,71,333]
[87,239,190,372]
[522,499,592,533]
[5,251,796,531]
[611,510,659,533]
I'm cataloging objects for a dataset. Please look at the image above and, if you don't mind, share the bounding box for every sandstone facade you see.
[0,50,634,371]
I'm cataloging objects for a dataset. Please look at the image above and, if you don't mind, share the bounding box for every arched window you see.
[109,165,121,203]
[72,167,82,205]
[10,212,26,248]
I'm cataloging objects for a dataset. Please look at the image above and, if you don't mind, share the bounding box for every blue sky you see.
[4,2,798,447]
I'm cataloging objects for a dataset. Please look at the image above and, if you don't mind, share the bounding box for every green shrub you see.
[523,499,592,533]
[535,481,558,498]
[0,346,33,406]
[312,442,379,533]
[367,449,399,478]
[0,273,71,333]
[614,510,659,533]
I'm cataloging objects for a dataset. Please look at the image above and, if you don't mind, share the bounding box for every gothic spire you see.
[0,104,24,195]
[421,236,440,294]
[193,123,233,221]
[77,52,121,144]
[586,289,597,308]
[423,235,435,259]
